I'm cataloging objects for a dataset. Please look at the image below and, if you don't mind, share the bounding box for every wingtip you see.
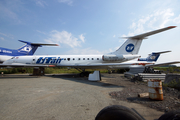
[168,26,177,28]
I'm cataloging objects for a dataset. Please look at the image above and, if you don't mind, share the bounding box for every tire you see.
[158,110,180,120]
[95,105,143,120]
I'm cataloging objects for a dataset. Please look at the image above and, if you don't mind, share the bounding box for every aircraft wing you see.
[145,61,180,67]
[57,63,133,68]
[0,63,55,68]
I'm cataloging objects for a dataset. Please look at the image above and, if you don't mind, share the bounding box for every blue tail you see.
[138,51,171,62]
[17,40,40,55]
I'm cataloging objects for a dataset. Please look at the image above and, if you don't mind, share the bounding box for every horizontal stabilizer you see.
[152,50,171,54]
[127,26,176,40]
[19,40,59,46]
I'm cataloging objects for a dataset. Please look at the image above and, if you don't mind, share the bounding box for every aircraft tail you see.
[17,40,58,55]
[111,26,176,55]
[138,51,171,62]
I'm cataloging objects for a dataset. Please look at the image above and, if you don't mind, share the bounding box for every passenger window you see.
[73,58,75,60]
[33,59,35,61]
[67,58,70,61]
[83,58,85,60]
[92,58,94,60]
[64,58,66,60]
[78,58,80,60]
[97,58,99,60]
[87,58,89,60]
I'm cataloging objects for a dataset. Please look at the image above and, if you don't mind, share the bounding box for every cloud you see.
[44,30,85,48]
[35,0,48,7]
[173,14,180,24]
[125,8,179,37]
[36,30,46,35]
[0,37,4,41]
[79,34,85,43]
[65,47,116,55]
[57,0,73,6]
[0,32,14,39]
[65,48,103,55]
[0,0,22,24]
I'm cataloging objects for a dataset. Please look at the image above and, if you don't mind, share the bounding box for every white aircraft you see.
[1,26,177,74]
[108,50,180,69]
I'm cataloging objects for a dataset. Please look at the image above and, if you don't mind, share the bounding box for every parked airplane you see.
[108,50,180,69]
[0,40,58,63]
[1,26,177,72]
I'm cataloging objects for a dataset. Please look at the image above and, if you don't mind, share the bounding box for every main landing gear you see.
[75,68,90,77]
[32,67,45,76]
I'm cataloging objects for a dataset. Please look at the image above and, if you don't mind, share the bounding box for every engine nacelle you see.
[102,54,140,61]
[102,55,124,61]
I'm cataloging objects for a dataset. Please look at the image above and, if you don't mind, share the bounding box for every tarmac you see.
[0,73,164,120]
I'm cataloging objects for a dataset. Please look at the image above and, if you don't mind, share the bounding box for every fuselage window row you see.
[61,58,100,61]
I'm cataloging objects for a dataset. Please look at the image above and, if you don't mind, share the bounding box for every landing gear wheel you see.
[158,110,180,120]
[80,72,90,77]
[108,70,112,74]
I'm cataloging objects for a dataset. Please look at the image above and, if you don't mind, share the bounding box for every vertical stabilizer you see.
[138,51,171,62]
[17,41,38,55]
[111,26,176,55]
[17,40,58,55]
[111,38,143,55]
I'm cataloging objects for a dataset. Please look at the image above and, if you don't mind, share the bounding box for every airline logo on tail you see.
[18,45,32,52]
[126,43,134,52]
[150,55,156,60]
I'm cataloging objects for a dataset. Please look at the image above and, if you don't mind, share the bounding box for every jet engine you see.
[102,55,124,61]
[102,54,140,61]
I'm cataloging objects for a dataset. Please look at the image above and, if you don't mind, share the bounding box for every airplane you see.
[1,26,177,75]
[107,50,180,73]
[0,40,58,63]
[108,51,174,69]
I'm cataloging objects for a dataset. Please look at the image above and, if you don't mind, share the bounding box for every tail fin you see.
[138,51,171,62]
[111,26,176,55]
[17,40,58,55]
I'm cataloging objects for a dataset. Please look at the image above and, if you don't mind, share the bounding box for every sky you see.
[0,0,180,65]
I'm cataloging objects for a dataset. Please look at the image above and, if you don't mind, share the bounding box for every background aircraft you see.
[1,26,176,74]
[0,40,58,63]
[108,51,180,69]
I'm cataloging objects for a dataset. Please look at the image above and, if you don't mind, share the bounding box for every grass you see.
[0,67,110,74]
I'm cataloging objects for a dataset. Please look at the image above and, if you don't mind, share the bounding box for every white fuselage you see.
[0,55,12,63]
[3,54,154,69]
